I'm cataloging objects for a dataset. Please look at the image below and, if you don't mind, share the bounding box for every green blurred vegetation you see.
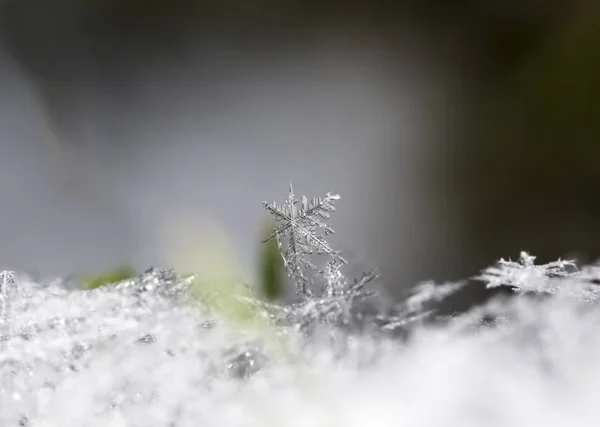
[164,216,292,361]
[79,264,136,290]
[259,219,285,302]
[158,216,284,340]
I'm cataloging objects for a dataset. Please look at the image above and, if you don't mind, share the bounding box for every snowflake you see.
[475,251,579,294]
[262,184,346,298]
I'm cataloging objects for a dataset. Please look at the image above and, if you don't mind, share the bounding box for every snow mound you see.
[2,253,600,427]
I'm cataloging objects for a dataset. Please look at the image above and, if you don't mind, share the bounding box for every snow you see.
[2,254,600,426]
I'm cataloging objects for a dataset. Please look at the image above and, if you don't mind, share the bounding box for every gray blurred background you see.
[0,0,599,302]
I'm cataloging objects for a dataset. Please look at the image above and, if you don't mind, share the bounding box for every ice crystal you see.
[474,251,600,303]
[477,251,578,290]
[322,260,346,297]
[262,183,346,298]
[283,269,379,332]
[404,281,464,312]
[0,270,15,285]
[260,185,390,334]
[373,281,465,333]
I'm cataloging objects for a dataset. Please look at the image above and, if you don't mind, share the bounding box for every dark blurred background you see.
[0,0,598,302]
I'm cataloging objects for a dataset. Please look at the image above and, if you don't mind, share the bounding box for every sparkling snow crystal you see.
[262,183,346,298]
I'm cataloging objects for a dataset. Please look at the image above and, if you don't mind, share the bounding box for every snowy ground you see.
[2,253,600,427]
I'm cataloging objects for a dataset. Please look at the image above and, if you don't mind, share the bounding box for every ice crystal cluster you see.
[3,187,600,426]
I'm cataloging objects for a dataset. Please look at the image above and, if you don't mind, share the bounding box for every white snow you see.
[2,255,600,426]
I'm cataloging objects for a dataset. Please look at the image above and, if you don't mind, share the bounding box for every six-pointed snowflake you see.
[262,184,346,298]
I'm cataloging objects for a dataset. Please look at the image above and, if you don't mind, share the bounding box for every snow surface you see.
[2,254,600,427]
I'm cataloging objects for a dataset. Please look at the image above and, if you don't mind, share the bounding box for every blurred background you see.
[0,0,599,303]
